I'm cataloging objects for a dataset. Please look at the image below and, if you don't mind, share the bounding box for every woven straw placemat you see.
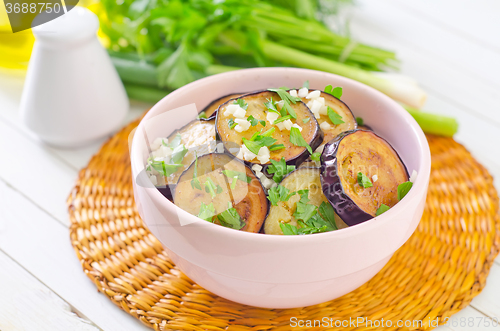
[68,118,500,331]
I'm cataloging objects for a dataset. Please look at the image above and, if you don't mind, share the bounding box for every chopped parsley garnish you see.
[268,87,300,118]
[267,157,295,183]
[197,111,207,119]
[170,144,188,164]
[310,152,321,162]
[303,80,310,89]
[356,117,364,126]
[191,154,201,189]
[318,202,338,230]
[273,115,292,124]
[242,136,277,155]
[269,144,285,151]
[217,202,245,230]
[293,190,317,222]
[289,127,312,154]
[247,115,265,127]
[376,204,390,216]
[149,160,183,177]
[233,98,248,110]
[222,170,251,184]
[324,85,343,99]
[228,118,237,129]
[280,223,298,235]
[230,176,238,189]
[267,185,296,206]
[397,181,413,200]
[168,134,182,149]
[198,202,215,222]
[264,97,279,114]
[302,118,310,124]
[204,177,223,198]
[242,127,277,154]
[327,106,345,125]
[148,136,188,177]
[357,172,373,188]
[279,193,338,235]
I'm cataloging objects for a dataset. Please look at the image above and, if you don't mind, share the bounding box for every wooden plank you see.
[439,306,500,330]
[393,0,500,52]
[0,117,76,226]
[471,264,500,320]
[350,0,500,126]
[0,251,99,331]
[356,0,500,86]
[0,179,150,331]
[0,73,148,171]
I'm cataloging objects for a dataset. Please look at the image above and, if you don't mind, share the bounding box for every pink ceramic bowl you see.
[130,68,431,308]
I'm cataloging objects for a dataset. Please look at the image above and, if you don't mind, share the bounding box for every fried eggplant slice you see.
[298,90,356,144]
[174,153,268,233]
[320,130,409,226]
[216,91,322,168]
[264,167,342,235]
[148,119,216,200]
[201,93,242,119]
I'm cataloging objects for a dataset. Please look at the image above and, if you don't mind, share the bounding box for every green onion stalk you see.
[94,0,456,136]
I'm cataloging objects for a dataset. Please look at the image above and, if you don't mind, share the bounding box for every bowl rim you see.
[131,67,431,243]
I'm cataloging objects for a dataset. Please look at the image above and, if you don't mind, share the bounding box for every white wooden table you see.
[1,0,499,330]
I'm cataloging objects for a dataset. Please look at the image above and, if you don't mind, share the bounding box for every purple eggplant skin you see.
[320,130,373,226]
[154,118,216,201]
[215,90,323,175]
[201,93,243,120]
[320,129,409,226]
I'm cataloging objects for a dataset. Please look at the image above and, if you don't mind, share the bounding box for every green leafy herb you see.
[191,153,201,189]
[357,172,373,188]
[310,152,321,162]
[356,117,364,126]
[149,160,183,177]
[204,178,222,198]
[197,111,207,119]
[327,106,345,125]
[268,88,300,119]
[302,118,310,124]
[242,135,277,155]
[264,98,279,114]
[247,115,265,127]
[293,190,317,222]
[289,127,312,154]
[376,204,390,216]
[228,118,237,129]
[397,181,413,201]
[269,144,285,151]
[324,85,343,99]
[170,144,188,164]
[273,115,292,124]
[280,223,298,235]
[242,138,262,155]
[222,170,251,184]
[267,185,296,206]
[161,139,168,147]
[318,202,338,230]
[303,80,310,89]
[230,176,238,189]
[198,202,215,222]
[259,127,276,138]
[267,157,295,183]
[233,98,248,110]
[217,203,245,230]
[168,134,182,149]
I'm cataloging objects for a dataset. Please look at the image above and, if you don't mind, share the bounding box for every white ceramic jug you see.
[20,7,128,147]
